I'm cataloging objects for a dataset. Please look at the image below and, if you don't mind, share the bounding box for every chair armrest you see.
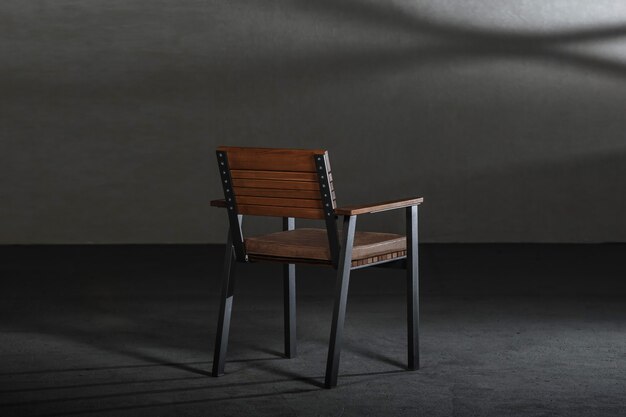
[210,199,227,208]
[335,197,423,216]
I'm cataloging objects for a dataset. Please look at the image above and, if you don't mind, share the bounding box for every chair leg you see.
[406,205,419,370]
[283,263,296,358]
[212,237,237,377]
[325,215,357,389]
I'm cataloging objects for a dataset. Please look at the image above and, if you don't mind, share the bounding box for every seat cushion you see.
[245,228,406,262]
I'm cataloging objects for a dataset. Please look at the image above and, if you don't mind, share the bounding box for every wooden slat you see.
[236,196,322,209]
[219,147,325,172]
[232,178,320,191]
[335,197,423,215]
[231,170,318,182]
[234,187,321,199]
[215,147,334,219]
[351,250,406,268]
[247,251,407,268]
[237,204,324,219]
[247,254,333,266]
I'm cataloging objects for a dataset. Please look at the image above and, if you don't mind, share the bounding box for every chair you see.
[210,146,423,388]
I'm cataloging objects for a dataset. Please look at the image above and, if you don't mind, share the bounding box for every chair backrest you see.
[216,146,340,265]
[216,146,336,219]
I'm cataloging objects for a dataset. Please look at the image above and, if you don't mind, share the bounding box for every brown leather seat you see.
[245,228,406,266]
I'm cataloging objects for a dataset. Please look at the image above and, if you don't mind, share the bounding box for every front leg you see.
[283,217,297,358]
[325,215,357,388]
[406,205,419,370]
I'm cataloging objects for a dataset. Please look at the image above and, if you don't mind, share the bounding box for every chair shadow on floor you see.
[0,340,411,417]
[7,369,409,417]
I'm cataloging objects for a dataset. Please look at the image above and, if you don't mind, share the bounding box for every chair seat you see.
[245,228,406,265]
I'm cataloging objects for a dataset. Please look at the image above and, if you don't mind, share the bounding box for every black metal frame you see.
[212,151,420,388]
[324,214,356,388]
[212,151,309,376]
[406,205,419,370]
[314,153,340,267]
[324,206,420,388]
[216,150,246,262]
[283,217,297,358]
[212,224,238,377]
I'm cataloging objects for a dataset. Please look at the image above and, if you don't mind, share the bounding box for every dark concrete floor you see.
[0,245,625,417]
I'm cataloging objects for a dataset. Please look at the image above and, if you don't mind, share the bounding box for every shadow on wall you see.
[209,0,626,242]
[212,0,626,97]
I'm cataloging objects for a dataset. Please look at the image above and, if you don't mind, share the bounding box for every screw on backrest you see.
[315,153,340,268]
[216,150,247,262]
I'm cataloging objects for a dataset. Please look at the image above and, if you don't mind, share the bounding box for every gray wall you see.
[2,0,626,244]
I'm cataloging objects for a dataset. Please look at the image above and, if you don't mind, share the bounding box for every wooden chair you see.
[210,146,423,388]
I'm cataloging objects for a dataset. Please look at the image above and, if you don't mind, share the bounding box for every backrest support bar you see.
[314,152,340,266]
[216,150,247,261]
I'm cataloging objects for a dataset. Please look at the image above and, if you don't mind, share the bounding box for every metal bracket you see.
[314,153,340,268]
[216,150,247,262]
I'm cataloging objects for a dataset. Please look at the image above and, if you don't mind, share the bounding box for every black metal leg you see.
[212,231,237,377]
[325,215,357,389]
[406,206,419,370]
[282,217,297,358]
[283,263,296,358]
